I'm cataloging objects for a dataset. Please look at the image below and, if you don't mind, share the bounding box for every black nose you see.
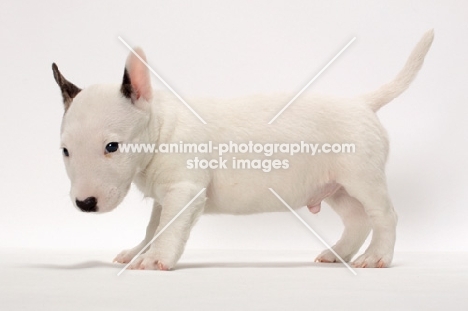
[75,197,98,212]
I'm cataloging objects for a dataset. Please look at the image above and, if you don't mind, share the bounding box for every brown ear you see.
[52,63,82,111]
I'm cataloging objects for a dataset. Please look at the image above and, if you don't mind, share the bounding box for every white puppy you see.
[53,30,434,270]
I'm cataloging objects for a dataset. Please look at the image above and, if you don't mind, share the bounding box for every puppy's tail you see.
[362,29,434,112]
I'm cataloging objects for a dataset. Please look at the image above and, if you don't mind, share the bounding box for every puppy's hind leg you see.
[315,187,371,263]
[114,203,161,264]
[341,175,398,268]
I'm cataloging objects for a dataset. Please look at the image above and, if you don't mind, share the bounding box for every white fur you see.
[57,30,434,270]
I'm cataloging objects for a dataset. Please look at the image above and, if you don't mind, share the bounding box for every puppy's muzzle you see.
[75,197,98,212]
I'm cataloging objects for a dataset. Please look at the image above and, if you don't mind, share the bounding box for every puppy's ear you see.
[52,63,81,111]
[120,47,152,106]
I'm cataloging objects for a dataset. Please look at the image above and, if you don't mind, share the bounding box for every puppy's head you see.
[53,48,153,213]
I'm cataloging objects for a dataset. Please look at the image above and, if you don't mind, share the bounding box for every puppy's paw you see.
[113,247,143,264]
[315,248,353,263]
[352,252,393,268]
[128,253,170,271]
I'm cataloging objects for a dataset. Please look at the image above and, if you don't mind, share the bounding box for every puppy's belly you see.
[204,175,339,215]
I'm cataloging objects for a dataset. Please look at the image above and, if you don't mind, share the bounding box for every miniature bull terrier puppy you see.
[53,30,434,270]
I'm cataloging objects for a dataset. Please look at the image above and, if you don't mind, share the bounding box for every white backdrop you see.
[0,0,466,253]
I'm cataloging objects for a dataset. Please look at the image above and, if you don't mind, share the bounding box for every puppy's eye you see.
[105,142,119,153]
[63,148,69,157]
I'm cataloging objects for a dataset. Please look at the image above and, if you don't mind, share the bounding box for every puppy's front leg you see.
[114,203,162,264]
[129,184,206,270]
